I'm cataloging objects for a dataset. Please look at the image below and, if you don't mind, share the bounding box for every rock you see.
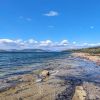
[96,60,100,66]
[19,97,23,100]
[83,82,100,100]
[50,70,59,76]
[36,78,42,83]
[72,86,86,100]
[20,74,34,82]
[41,70,50,77]
[35,70,50,83]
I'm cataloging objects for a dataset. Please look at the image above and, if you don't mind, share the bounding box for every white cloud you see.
[28,39,38,44]
[0,39,14,43]
[73,41,76,44]
[80,42,100,48]
[44,11,59,16]
[83,43,88,46]
[0,39,22,49]
[0,38,100,51]
[40,40,52,46]
[59,40,69,46]
[0,39,69,50]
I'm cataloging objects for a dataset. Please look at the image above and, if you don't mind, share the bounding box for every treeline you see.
[63,46,100,54]
[73,46,100,54]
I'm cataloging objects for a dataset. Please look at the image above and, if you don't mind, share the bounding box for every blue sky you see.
[0,0,100,50]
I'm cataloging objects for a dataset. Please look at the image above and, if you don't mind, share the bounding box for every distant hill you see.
[16,49,49,52]
[74,46,100,54]
[0,49,50,52]
[63,46,100,54]
[0,50,7,52]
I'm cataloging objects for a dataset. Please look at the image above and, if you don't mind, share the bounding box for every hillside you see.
[63,46,100,55]
[73,46,100,55]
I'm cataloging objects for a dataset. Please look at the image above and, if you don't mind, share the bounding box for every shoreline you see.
[72,52,100,66]
[0,69,66,100]
[0,53,100,100]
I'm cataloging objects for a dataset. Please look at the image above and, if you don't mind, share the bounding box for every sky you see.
[0,0,100,50]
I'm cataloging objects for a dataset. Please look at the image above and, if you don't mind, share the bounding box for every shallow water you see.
[0,52,70,78]
[0,52,100,91]
[67,57,100,83]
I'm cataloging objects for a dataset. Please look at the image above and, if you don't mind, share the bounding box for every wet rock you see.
[72,86,86,100]
[19,97,23,100]
[20,74,34,82]
[83,82,100,100]
[96,60,100,66]
[56,84,75,100]
[0,83,16,93]
[36,78,42,83]
[56,78,83,100]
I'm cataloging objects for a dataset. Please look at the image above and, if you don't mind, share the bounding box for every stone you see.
[20,74,34,82]
[72,86,86,100]
[41,70,50,77]
[36,78,42,83]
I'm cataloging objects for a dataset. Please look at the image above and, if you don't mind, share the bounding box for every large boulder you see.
[41,70,50,77]
[72,86,86,100]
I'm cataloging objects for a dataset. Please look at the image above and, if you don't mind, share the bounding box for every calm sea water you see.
[0,52,69,78]
[0,52,100,82]
[0,52,100,90]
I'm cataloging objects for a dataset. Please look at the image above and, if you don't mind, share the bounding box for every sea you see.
[0,52,100,91]
[0,52,69,79]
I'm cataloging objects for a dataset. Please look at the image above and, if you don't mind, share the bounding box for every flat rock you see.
[72,86,86,100]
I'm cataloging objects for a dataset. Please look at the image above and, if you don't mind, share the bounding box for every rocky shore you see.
[72,52,100,66]
[0,54,100,100]
[0,69,66,100]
